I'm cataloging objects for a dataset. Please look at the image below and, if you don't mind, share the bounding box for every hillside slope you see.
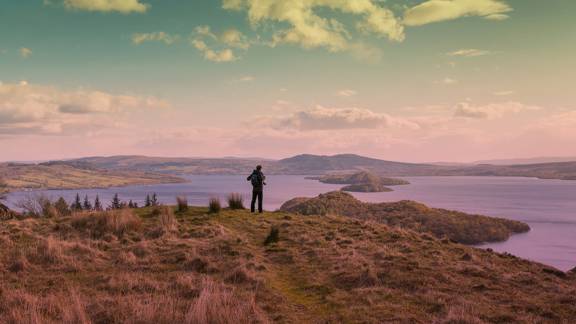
[0,163,185,190]
[280,191,530,244]
[1,207,574,323]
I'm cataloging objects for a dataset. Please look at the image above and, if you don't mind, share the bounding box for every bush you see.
[176,196,188,213]
[15,194,56,218]
[208,198,221,214]
[54,197,71,216]
[227,193,244,210]
[264,227,280,246]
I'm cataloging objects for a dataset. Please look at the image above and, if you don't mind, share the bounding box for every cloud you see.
[404,0,512,26]
[223,0,404,53]
[493,90,515,96]
[453,101,539,119]
[447,49,491,57]
[61,0,149,14]
[436,77,458,85]
[237,76,255,82]
[19,48,32,58]
[337,89,358,97]
[132,32,179,45]
[0,82,168,135]
[191,26,250,62]
[255,105,419,131]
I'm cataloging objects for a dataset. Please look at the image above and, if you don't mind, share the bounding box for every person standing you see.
[247,165,266,213]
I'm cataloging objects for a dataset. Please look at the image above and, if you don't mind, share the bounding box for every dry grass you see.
[186,278,269,324]
[1,206,575,323]
[209,197,221,214]
[227,193,245,210]
[71,209,142,238]
[176,196,189,213]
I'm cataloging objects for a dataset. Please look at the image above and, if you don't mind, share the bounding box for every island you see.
[308,171,409,192]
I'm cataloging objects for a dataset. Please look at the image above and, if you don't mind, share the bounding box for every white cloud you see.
[61,0,149,14]
[436,77,459,85]
[238,76,255,82]
[447,49,491,57]
[19,48,32,58]
[223,0,404,53]
[0,82,168,135]
[453,101,539,119]
[493,90,515,96]
[404,0,512,26]
[191,26,250,62]
[337,89,358,97]
[254,105,420,131]
[132,32,179,45]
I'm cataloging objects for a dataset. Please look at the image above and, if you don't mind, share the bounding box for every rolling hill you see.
[0,205,574,323]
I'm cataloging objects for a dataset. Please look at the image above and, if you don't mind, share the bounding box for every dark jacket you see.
[247,170,265,191]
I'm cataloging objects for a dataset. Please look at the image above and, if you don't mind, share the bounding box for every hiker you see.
[247,165,266,213]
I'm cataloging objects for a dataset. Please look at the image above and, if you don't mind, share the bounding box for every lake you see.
[5,175,576,271]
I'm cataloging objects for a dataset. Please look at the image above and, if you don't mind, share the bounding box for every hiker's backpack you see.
[250,173,261,186]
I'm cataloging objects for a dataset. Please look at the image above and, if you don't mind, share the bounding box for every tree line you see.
[14,193,161,218]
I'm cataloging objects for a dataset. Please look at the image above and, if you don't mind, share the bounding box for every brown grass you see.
[186,278,269,324]
[71,209,142,238]
[227,193,245,210]
[209,197,221,214]
[176,196,189,213]
[1,206,575,323]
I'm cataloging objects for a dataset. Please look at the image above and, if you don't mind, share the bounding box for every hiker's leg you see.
[258,191,263,213]
[251,190,257,213]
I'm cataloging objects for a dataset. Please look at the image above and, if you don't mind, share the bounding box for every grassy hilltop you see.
[1,204,574,323]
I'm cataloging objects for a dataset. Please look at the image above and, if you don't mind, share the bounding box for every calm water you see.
[6,175,576,271]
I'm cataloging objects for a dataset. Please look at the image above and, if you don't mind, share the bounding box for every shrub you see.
[208,198,221,214]
[15,194,51,217]
[176,196,188,213]
[54,197,71,216]
[227,193,245,210]
[264,227,280,246]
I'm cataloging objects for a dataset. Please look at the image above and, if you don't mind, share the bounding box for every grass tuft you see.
[176,196,188,213]
[227,193,245,210]
[208,197,221,214]
[264,227,280,246]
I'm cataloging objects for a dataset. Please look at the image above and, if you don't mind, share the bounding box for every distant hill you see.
[280,191,530,244]
[0,162,185,191]
[43,153,576,181]
[475,156,576,165]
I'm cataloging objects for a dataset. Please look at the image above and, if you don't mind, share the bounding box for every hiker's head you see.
[256,165,262,171]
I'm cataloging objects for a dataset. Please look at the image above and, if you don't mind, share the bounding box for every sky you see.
[1,0,575,162]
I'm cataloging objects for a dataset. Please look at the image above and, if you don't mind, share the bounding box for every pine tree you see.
[94,195,103,211]
[128,200,135,208]
[110,193,121,210]
[133,201,139,208]
[83,195,92,211]
[145,194,151,207]
[72,193,83,211]
[54,197,70,216]
[151,193,159,206]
